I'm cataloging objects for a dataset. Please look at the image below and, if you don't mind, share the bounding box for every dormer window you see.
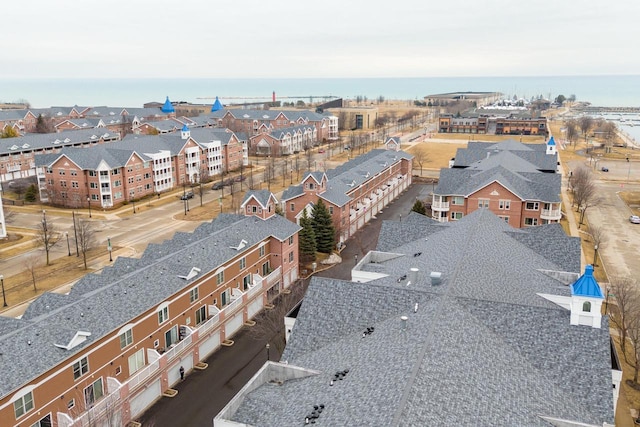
[582,301,591,312]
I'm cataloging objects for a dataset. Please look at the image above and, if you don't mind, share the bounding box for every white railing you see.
[223,296,244,315]
[265,266,281,287]
[432,201,450,210]
[541,208,562,219]
[200,312,221,334]
[126,360,160,391]
[164,334,193,361]
[247,281,263,299]
[73,389,121,427]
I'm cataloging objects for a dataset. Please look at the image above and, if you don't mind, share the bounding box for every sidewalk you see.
[560,176,587,270]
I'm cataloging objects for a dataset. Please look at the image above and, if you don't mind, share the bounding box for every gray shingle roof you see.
[241,190,276,208]
[1,128,119,156]
[228,209,613,426]
[0,213,300,399]
[454,140,557,172]
[35,145,146,169]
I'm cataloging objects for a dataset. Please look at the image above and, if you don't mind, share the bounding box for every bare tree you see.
[34,211,60,265]
[608,276,639,364]
[578,116,594,140]
[626,307,640,384]
[564,119,579,148]
[602,121,618,152]
[569,167,596,224]
[589,224,606,266]
[304,143,313,172]
[24,255,39,292]
[412,146,429,176]
[77,219,97,270]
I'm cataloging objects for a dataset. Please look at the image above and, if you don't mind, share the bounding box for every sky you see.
[1,0,639,79]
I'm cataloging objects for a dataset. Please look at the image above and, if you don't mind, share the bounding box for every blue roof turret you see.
[161,96,175,113]
[547,136,556,146]
[211,96,223,112]
[182,124,189,132]
[571,265,604,298]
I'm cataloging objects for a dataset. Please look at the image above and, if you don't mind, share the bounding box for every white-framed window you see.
[498,216,510,223]
[13,391,34,419]
[451,212,463,220]
[524,217,538,226]
[220,289,230,306]
[239,257,246,269]
[525,202,539,211]
[329,206,333,215]
[128,348,145,375]
[583,301,592,312]
[119,329,133,349]
[195,306,206,325]
[216,271,224,285]
[289,252,294,262]
[289,235,294,245]
[290,203,295,211]
[67,398,75,409]
[498,200,510,210]
[158,306,169,324]
[73,356,89,380]
[190,287,199,303]
[115,366,122,376]
[477,199,489,208]
[243,274,252,290]
[259,246,265,257]
[451,196,465,205]
[84,378,104,408]
[31,414,52,427]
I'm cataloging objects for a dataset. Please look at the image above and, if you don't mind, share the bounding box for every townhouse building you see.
[438,111,548,136]
[35,126,247,208]
[1,129,120,183]
[432,138,562,227]
[217,210,618,426]
[209,108,338,155]
[281,142,413,245]
[249,124,317,156]
[0,192,300,427]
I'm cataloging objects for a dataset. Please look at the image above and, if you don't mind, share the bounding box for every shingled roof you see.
[223,209,613,426]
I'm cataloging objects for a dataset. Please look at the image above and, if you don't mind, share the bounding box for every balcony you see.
[265,266,281,287]
[541,208,562,221]
[431,201,450,211]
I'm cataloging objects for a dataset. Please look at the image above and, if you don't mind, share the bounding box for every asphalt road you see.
[136,183,428,427]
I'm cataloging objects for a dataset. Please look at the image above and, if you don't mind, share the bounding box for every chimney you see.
[400,316,408,330]
[430,272,442,286]
[409,268,419,283]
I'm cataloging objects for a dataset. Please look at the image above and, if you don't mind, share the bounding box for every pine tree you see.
[311,199,335,253]
[25,184,38,202]
[411,200,426,215]
[299,210,317,262]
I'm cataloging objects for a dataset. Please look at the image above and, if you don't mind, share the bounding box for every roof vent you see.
[178,267,201,280]
[362,326,375,338]
[430,271,442,286]
[230,239,248,251]
[409,268,419,284]
[400,315,408,330]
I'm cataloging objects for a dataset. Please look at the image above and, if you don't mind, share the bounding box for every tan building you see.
[0,194,300,427]
[326,106,378,131]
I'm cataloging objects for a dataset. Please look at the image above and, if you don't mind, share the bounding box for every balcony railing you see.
[126,360,160,391]
[265,266,281,287]
[431,201,450,211]
[164,334,193,361]
[541,208,562,220]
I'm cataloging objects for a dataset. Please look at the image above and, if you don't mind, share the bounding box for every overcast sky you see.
[1,0,638,79]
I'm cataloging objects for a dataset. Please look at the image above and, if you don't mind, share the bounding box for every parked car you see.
[212,182,224,190]
[630,215,640,224]
[180,191,194,200]
[318,149,325,154]
[601,166,609,172]
[234,175,246,182]
[223,179,235,186]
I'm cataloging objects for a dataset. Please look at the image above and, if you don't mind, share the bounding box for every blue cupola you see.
[546,136,557,155]
[211,96,223,112]
[161,96,175,113]
[181,124,190,140]
[570,265,604,328]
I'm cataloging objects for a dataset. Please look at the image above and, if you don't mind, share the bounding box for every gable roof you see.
[241,190,277,209]
[226,209,613,426]
[453,140,557,172]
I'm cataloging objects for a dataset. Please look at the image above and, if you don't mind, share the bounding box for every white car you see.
[630,215,640,224]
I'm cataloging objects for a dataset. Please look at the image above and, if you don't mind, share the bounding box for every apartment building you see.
[249,124,317,156]
[281,142,413,244]
[0,192,300,427]
[217,209,618,426]
[439,111,548,136]
[35,126,247,208]
[432,139,561,227]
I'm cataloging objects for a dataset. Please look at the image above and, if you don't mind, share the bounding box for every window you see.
[262,261,270,276]
[451,212,463,220]
[259,246,265,257]
[498,200,510,210]
[73,356,89,380]
[290,203,295,212]
[582,301,592,312]
[119,329,133,349]
[220,289,230,306]
[289,251,294,263]
[158,306,169,324]
[477,199,489,208]
[239,257,246,269]
[451,196,465,206]
[525,202,539,211]
[165,326,178,347]
[84,378,104,407]
[190,287,199,303]
[329,206,333,215]
[524,218,539,226]
[67,399,75,409]
[243,274,252,290]
[289,236,294,245]
[195,306,206,325]
[13,391,34,419]
[71,181,79,188]
[115,366,121,376]
[128,349,145,375]
[498,216,510,223]
[70,170,78,176]
[31,414,52,427]
[58,169,65,175]
[216,271,224,285]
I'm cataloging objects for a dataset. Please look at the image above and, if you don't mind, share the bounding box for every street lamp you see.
[266,343,270,361]
[0,275,6,307]
[132,198,136,214]
[593,245,599,267]
[65,232,71,256]
[107,236,112,262]
[87,197,92,218]
[72,211,79,256]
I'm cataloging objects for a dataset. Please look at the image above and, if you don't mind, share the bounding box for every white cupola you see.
[181,124,190,140]
[569,265,604,328]
[546,136,557,155]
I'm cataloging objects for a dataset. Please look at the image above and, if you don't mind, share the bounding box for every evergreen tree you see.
[311,199,335,253]
[25,184,38,202]
[411,200,426,215]
[299,210,317,262]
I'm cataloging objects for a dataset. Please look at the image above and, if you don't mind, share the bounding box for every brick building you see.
[0,192,299,427]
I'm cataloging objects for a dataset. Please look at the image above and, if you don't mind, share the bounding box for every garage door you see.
[169,355,194,387]
[198,331,221,361]
[130,379,161,418]
[226,312,244,337]
[248,298,264,319]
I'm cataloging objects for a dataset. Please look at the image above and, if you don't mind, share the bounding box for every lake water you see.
[1,75,639,109]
